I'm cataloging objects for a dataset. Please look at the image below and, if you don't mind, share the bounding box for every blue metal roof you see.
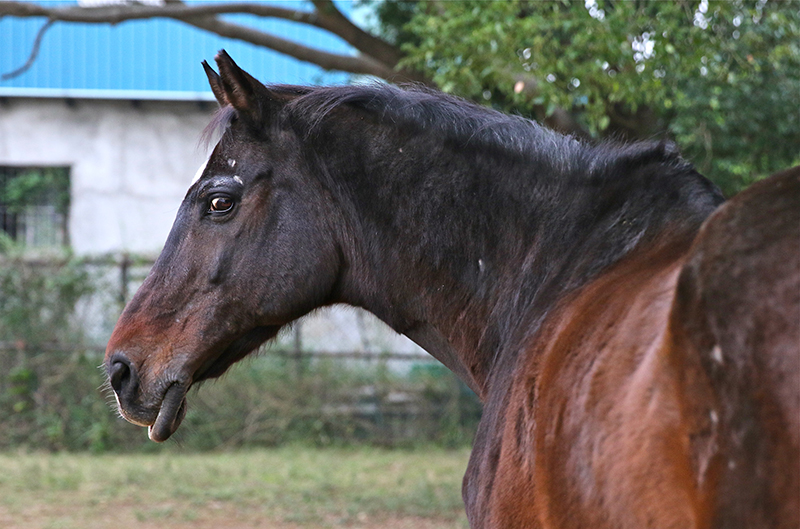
[0,1,355,99]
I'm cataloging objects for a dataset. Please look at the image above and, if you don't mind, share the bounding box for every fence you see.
[0,342,481,452]
[0,254,482,451]
[2,252,434,352]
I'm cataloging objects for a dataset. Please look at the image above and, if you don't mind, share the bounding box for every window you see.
[0,167,70,249]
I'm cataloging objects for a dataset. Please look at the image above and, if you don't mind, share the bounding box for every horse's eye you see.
[209,196,234,214]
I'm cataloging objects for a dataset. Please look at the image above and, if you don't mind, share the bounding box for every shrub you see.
[0,254,481,452]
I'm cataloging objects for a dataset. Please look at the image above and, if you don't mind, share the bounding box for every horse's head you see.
[104,51,343,441]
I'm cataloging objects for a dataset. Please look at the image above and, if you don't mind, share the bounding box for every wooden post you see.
[118,253,130,307]
[293,323,304,379]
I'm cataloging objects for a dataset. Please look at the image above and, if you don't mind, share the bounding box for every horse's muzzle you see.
[106,351,188,442]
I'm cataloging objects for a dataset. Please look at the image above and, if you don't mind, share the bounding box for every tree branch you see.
[183,14,396,78]
[0,1,410,81]
[310,1,397,66]
[1,19,53,81]
[309,0,427,83]
[0,2,317,25]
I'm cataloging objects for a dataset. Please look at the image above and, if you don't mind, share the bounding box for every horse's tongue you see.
[148,384,187,442]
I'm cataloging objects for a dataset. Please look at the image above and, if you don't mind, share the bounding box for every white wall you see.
[0,97,213,255]
[0,96,427,359]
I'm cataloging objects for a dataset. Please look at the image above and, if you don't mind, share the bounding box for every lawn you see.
[0,446,471,529]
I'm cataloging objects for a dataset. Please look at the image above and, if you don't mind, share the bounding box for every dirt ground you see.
[1,499,467,529]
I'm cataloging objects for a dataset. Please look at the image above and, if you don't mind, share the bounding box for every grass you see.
[0,446,471,528]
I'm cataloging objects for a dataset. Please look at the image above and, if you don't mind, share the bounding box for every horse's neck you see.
[328,134,719,399]
[335,171,585,397]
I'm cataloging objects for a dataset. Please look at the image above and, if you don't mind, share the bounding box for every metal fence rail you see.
[0,340,434,363]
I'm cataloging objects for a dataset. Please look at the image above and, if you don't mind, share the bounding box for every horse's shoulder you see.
[465,241,696,527]
[672,167,800,527]
[675,166,800,348]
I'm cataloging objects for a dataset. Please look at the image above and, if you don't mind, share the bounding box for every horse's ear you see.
[212,49,279,126]
[202,60,228,107]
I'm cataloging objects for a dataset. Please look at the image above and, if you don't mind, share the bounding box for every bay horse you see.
[105,51,799,528]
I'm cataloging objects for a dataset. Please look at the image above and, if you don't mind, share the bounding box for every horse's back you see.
[675,166,800,528]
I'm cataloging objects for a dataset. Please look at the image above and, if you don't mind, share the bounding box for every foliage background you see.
[370,0,800,196]
[0,257,481,452]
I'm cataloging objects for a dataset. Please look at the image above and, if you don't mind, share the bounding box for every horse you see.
[105,50,799,528]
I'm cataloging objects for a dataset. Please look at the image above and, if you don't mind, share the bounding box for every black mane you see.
[283,83,571,157]
[207,82,697,184]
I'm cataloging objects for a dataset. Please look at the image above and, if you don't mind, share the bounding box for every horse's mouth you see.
[147,382,188,442]
[117,326,280,442]
[113,380,188,442]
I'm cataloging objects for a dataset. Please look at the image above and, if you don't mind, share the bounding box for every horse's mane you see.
[282,83,700,177]
[281,83,590,169]
[204,82,692,181]
[200,105,236,149]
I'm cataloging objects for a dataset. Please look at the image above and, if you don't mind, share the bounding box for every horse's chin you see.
[147,382,188,442]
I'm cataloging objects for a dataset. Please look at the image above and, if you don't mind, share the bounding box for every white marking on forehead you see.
[228,158,237,168]
[711,345,723,364]
[233,175,243,185]
[191,158,208,186]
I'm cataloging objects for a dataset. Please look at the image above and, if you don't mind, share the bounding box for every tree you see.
[2,0,798,194]
[394,0,800,194]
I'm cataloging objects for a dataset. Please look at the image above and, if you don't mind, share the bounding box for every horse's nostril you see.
[108,353,133,395]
